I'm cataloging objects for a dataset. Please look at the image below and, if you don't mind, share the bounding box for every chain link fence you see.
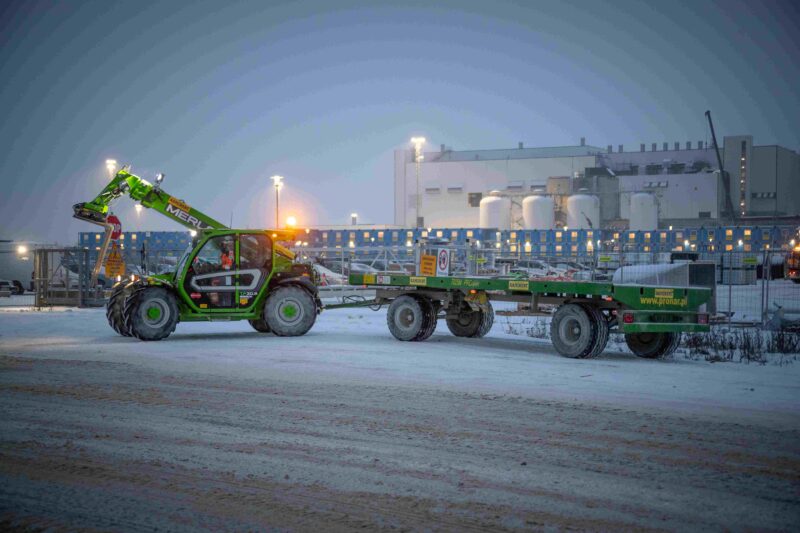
[20,242,800,333]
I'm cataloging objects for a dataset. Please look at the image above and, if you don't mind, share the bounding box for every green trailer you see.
[345,272,712,359]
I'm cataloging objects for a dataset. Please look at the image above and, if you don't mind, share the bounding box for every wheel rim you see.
[276,297,304,325]
[140,298,169,328]
[559,315,583,347]
[394,302,419,333]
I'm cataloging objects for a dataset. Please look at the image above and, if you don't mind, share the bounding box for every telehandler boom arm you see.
[73,168,296,285]
[73,168,226,230]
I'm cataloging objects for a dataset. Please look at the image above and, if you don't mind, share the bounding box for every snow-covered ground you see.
[1,306,798,423]
[1,308,799,530]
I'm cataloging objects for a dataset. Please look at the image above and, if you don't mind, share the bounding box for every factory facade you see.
[393,136,800,231]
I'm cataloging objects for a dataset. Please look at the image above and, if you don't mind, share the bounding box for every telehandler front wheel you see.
[124,286,179,341]
[106,282,133,337]
[264,286,317,337]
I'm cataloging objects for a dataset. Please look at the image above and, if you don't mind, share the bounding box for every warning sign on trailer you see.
[436,248,450,276]
[419,254,436,276]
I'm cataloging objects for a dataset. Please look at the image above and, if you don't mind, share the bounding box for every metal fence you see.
[19,243,800,331]
[294,243,800,331]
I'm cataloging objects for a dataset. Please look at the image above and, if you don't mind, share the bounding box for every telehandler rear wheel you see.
[124,286,179,341]
[106,282,133,337]
[264,285,317,337]
[248,318,271,333]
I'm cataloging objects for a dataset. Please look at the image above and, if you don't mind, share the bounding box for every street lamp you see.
[135,204,143,216]
[286,215,297,228]
[410,137,426,228]
[105,159,117,178]
[270,175,284,228]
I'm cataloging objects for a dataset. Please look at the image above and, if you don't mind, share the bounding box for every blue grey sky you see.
[1,0,798,243]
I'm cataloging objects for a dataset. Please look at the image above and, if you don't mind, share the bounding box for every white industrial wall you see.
[395,152,596,227]
[619,173,718,221]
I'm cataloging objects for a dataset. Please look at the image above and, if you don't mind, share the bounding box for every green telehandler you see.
[74,167,320,341]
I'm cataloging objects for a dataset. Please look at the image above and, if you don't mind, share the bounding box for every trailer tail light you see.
[622,312,634,324]
[697,313,709,325]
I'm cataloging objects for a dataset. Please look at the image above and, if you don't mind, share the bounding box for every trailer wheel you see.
[550,303,600,359]
[264,285,317,337]
[387,295,428,341]
[446,302,494,338]
[582,305,609,358]
[248,317,271,333]
[106,282,133,337]
[124,286,179,341]
[415,296,438,341]
[624,332,681,359]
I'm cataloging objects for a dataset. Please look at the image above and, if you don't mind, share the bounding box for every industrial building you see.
[393,136,800,231]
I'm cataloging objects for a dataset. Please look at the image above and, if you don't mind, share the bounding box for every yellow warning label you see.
[362,274,376,285]
[508,280,529,291]
[239,297,249,306]
[168,197,191,211]
[409,276,427,286]
[419,255,436,276]
[104,244,125,277]
[654,288,674,298]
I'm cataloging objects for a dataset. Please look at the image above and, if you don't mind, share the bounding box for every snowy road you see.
[1,308,799,530]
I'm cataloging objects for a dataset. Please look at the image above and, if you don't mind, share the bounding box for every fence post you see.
[763,249,771,328]
[727,252,732,325]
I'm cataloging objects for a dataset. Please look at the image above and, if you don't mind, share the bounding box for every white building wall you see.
[396,153,596,227]
[619,173,718,221]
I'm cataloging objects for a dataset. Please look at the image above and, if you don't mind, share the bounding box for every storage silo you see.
[566,193,600,229]
[629,192,658,231]
[479,191,511,229]
[522,194,555,230]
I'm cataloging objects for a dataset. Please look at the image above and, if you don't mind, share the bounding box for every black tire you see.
[264,285,317,337]
[582,304,609,358]
[248,317,271,333]
[106,282,133,337]
[446,302,494,338]
[387,294,429,341]
[624,332,681,359]
[415,296,438,341]
[550,303,600,359]
[124,286,179,341]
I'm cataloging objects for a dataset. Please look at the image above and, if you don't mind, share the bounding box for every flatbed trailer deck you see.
[344,273,712,359]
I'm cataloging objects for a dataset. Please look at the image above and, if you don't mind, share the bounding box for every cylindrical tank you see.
[566,193,600,229]
[479,192,511,229]
[522,194,555,230]
[629,192,658,231]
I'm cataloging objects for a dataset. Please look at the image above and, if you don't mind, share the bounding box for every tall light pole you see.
[271,175,284,228]
[410,137,425,227]
[105,159,117,179]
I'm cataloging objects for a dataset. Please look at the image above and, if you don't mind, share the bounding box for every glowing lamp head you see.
[286,216,297,227]
[17,245,27,255]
